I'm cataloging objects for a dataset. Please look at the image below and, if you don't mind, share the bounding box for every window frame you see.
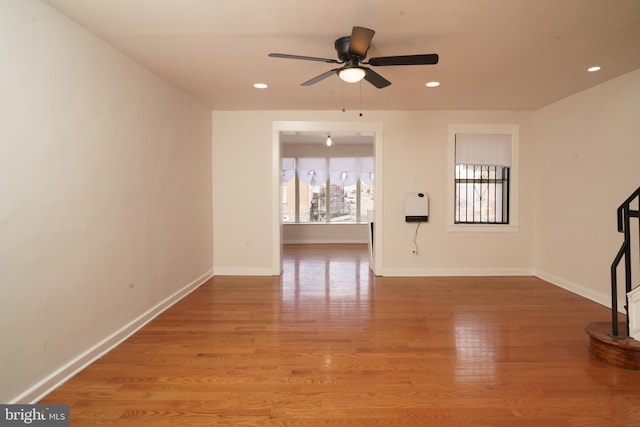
[447,124,520,232]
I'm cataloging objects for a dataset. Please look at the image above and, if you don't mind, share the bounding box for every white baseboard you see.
[533,269,620,311]
[14,269,213,404]
[381,267,533,277]
[283,239,368,244]
[213,267,278,276]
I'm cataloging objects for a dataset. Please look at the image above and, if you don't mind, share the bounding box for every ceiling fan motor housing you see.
[335,36,358,61]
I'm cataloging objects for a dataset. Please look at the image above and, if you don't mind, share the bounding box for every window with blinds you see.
[454,134,511,224]
[280,157,374,224]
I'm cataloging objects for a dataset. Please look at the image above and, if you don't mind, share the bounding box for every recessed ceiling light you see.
[587,66,601,73]
[425,81,440,88]
[253,83,268,89]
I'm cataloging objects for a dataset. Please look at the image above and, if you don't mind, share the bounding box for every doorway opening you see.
[272,121,383,276]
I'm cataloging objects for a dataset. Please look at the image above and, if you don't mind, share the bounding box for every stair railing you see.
[610,186,640,338]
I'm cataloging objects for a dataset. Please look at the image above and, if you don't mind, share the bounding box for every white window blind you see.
[295,157,374,186]
[455,134,512,167]
[281,157,296,183]
[358,157,374,185]
[296,158,328,185]
[329,157,359,186]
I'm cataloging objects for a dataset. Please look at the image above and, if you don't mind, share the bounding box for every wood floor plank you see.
[39,244,640,426]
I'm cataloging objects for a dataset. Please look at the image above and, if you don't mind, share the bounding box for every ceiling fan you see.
[268,26,438,89]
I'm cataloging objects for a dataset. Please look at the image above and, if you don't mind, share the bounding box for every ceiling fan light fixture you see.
[269,27,438,89]
[339,67,366,83]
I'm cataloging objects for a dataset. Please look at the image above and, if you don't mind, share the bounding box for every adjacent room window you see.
[281,157,374,224]
[448,125,519,230]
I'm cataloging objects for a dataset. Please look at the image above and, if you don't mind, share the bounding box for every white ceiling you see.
[43,0,640,112]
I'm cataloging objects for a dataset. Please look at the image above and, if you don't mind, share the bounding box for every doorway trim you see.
[272,120,384,275]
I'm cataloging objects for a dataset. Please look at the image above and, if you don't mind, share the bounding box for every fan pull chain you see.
[342,81,346,112]
[359,81,363,117]
[340,80,364,116]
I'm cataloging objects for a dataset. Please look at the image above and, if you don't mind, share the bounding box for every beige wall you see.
[283,224,369,244]
[0,0,213,403]
[212,110,535,276]
[282,142,374,157]
[533,68,640,307]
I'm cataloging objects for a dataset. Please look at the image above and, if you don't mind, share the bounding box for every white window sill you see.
[448,223,520,233]
[283,222,369,225]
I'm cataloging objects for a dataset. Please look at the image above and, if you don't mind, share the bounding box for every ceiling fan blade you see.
[269,53,340,64]
[363,67,391,88]
[368,54,439,66]
[348,26,375,59]
[301,68,340,86]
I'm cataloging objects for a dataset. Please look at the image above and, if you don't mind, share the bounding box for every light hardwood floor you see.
[40,244,640,426]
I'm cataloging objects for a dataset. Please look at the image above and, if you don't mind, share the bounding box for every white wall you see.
[533,69,640,307]
[0,0,213,403]
[212,110,535,276]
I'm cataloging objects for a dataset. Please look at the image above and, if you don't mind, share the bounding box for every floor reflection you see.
[281,244,373,321]
[454,312,499,383]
